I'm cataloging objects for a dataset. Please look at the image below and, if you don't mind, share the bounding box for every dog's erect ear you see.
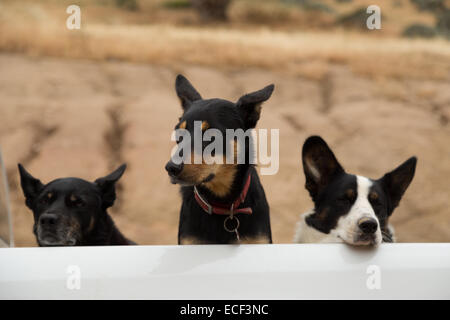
[302,136,344,201]
[379,157,417,213]
[236,84,274,129]
[94,164,127,209]
[18,164,44,209]
[175,74,202,111]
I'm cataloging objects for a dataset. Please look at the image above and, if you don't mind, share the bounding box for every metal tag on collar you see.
[224,214,240,243]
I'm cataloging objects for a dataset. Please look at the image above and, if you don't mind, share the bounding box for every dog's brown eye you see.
[337,190,354,204]
[40,192,53,205]
[69,195,84,207]
[369,192,380,204]
[345,189,356,201]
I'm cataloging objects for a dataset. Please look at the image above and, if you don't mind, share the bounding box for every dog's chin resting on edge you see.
[293,136,417,247]
[294,210,396,246]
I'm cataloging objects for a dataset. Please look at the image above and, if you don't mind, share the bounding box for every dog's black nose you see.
[165,161,183,177]
[358,217,378,234]
[39,213,59,226]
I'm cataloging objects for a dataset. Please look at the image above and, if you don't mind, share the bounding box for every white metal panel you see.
[0,243,449,299]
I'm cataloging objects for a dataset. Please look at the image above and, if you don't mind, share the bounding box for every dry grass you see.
[0,0,449,82]
[0,22,449,81]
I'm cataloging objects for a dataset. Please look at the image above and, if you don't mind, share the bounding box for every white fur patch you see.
[293,211,343,243]
[294,176,387,245]
[333,176,381,245]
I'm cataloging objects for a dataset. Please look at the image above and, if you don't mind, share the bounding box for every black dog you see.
[165,75,274,244]
[18,164,134,246]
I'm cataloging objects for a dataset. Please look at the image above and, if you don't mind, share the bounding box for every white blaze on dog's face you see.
[332,176,381,245]
[295,136,417,246]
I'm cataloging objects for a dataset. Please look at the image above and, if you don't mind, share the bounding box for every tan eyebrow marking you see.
[369,192,379,200]
[346,189,355,199]
[47,192,53,199]
[87,216,95,232]
[201,121,209,131]
[70,194,77,202]
[179,121,186,129]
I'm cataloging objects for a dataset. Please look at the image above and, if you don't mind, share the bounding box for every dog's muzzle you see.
[36,213,79,246]
[165,161,183,180]
[352,217,379,245]
[39,213,59,226]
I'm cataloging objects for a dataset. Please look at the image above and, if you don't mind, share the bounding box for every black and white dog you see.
[294,136,417,246]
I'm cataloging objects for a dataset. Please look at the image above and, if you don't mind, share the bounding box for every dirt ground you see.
[0,52,449,246]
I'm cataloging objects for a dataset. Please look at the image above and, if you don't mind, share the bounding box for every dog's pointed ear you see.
[236,84,274,129]
[175,74,202,111]
[379,157,417,213]
[94,164,127,209]
[302,136,344,201]
[18,164,44,209]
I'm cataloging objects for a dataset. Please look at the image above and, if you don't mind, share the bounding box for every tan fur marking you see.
[201,121,209,131]
[233,139,239,163]
[66,216,82,244]
[180,162,216,184]
[179,236,203,245]
[369,191,379,201]
[87,216,95,232]
[179,152,238,197]
[69,216,81,229]
[202,164,237,197]
[316,207,329,221]
[237,235,271,244]
[179,120,186,129]
[346,189,356,200]
[70,194,77,202]
[255,104,262,115]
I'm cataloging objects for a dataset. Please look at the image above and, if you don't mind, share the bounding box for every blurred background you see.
[0,0,449,246]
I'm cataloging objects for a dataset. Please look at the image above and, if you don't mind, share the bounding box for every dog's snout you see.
[358,217,378,234]
[165,161,183,177]
[39,213,59,226]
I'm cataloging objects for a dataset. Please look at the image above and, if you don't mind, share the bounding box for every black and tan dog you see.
[18,164,134,246]
[165,75,274,244]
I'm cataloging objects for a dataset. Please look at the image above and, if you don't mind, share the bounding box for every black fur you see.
[178,167,272,244]
[302,136,417,241]
[18,164,134,246]
[167,74,274,244]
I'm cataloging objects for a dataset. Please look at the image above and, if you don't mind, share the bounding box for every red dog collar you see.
[194,171,252,216]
